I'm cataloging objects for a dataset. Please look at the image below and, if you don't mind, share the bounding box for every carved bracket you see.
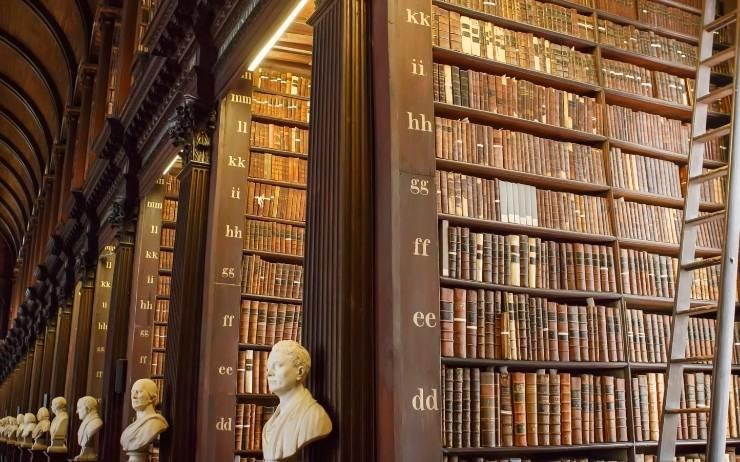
[168,95,215,165]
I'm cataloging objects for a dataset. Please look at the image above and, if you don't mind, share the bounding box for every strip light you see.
[247,0,308,71]
[163,155,180,175]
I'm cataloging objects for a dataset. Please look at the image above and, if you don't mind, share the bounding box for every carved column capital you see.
[168,95,215,166]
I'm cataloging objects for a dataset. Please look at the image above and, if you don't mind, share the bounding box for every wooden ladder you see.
[656,3,740,462]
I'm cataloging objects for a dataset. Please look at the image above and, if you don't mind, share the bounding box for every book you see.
[235,404,275,451]
[239,300,303,345]
[606,105,690,154]
[240,255,304,299]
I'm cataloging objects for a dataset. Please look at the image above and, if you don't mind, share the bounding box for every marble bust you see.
[47,396,69,453]
[74,396,102,461]
[0,416,8,442]
[262,340,332,462]
[120,378,168,461]
[20,412,37,448]
[13,413,24,444]
[31,407,50,450]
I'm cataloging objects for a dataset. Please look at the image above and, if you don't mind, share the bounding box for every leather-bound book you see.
[615,377,628,441]
[537,370,550,446]
[501,370,514,446]
[557,303,569,361]
[512,371,527,446]
[454,289,467,358]
[440,288,455,357]
[571,375,582,445]
[471,368,481,447]
[454,367,463,447]
[525,372,538,446]
[466,289,478,358]
[603,375,617,442]
[480,369,496,446]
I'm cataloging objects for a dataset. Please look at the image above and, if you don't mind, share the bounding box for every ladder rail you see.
[706,19,740,461]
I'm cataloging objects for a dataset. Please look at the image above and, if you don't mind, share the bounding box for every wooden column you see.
[28,337,44,411]
[99,218,137,462]
[302,1,375,461]
[86,15,117,175]
[114,0,139,115]
[63,274,95,458]
[38,302,56,406]
[159,96,214,462]
[48,300,71,399]
[85,248,116,400]
[71,69,96,191]
[59,110,80,223]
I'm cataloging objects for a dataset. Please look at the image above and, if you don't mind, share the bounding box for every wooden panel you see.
[0,47,58,131]
[48,303,71,399]
[85,246,115,400]
[38,321,56,406]
[0,85,49,156]
[196,76,252,462]
[41,0,86,62]
[28,339,44,410]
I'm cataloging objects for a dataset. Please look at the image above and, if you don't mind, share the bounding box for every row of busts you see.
[0,379,168,461]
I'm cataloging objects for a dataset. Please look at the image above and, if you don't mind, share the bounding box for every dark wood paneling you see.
[48,303,71,399]
[38,321,56,406]
[302,1,374,461]
[85,247,116,400]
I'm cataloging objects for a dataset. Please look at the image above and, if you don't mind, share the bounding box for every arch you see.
[74,0,92,49]
[20,0,77,99]
[0,133,39,193]
[0,219,18,255]
[0,183,26,236]
[0,107,44,174]
[0,158,32,219]
[0,72,53,156]
[0,198,22,249]
[0,31,62,128]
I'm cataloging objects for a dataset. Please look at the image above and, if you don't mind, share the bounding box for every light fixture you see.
[163,155,180,175]
[247,0,308,71]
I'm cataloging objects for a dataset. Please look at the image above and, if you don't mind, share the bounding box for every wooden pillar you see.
[28,338,44,411]
[99,215,137,462]
[159,95,214,462]
[48,299,71,399]
[59,110,80,223]
[21,348,33,411]
[86,15,117,176]
[63,273,95,458]
[114,0,139,116]
[301,1,375,461]
[48,147,65,229]
[71,69,96,191]
[38,291,57,406]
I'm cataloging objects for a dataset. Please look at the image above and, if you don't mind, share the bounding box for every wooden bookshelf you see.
[242,249,304,263]
[251,113,309,130]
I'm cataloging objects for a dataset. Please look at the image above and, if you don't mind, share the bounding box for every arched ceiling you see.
[0,0,93,268]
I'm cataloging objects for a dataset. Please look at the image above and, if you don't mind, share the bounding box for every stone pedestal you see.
[124,451,148,462]
[44,452,66,462]
[28,450,46,462]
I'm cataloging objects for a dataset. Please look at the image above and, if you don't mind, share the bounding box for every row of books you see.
[432,8,597,84]
[152,325,167,349]
[437,174,612,235]
[235,404,274,451]
[441,224,619,292]
[245,182,307,223]
[249,152,308,185]
[158,250,174,271]
[434,64,602,134]
[157,275,171,297]
[252,68,310,98]
[237,350,269,394]
[154,299,168,324]
[440,288,624,361]
[606,105,689,154]
[638,455,740,462]
[150,351,165,376]
[445,454,736,462]
[434,117,607,184]
[160,228,175,248]
[598,19,696,66]
[435,0,595,41]
[598,0,634,18]
[602,58,692,106]
[694,169,727,204]
[625,308,740,364]
[609,147,681,197]
[636,0,699,37]
[162,173,180,196]
[251,93,309,123]
[239,300,302,345]
[614,199,721,248]
[250,122,309,154]
[243,219,304,256]
[161,199,178,222]
[241,255,303,299]
[632,372,740,441]
[619,249,719,300]
[442,367,628,448]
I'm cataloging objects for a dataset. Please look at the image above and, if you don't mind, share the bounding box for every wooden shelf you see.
[250,146,308,159]
[242,249,304,264]
[432,46,601,96]
[155,295,170,300]
[443,442,633,455]
[622,294,708,310]
[235,450,263,456]
[596,10,698,46]
[435,102,606,145]
[164,193,179,200]
[161,220,177,229]
[443,357,628,370]
[599,45,696,79]
[647,0,701,15]
[244,214,305,227]
[159,245,174,251]
[439,214,616,244]
[436,158,610,194]
[153,321,168,326]
[152,348,166,352]
[150,374,165,379]
[237,393,279,403]
[617,237,720,258]
[629,362,740,373]
[253,87,310,101]
[440,277,621,301]
[238,343,274,352]
[251,113,309,129]
[158,268,172,275]
[634,438,740,449]
[608,139,688,164]
[603,88,693,122]
[612,189,725,213]
[241,293,303,304]
[432,0,597,51]
[247,176,307,190]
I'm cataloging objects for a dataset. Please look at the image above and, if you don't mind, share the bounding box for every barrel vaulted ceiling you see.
[0,0,94,267]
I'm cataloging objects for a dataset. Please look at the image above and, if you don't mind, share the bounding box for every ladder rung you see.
[682,256,723,271]
[678,303,718,316]
[685,209,726,227]
[689,165,730,184]
[706,10,738,33]
[670,355,715,363]
[700,46,736,68]
[696,83,735,106]
[666,407,711,414]
[693,125,731,144]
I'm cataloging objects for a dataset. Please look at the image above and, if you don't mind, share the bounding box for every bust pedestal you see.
[124,450,148,462]
[69,446,96,462]
[27,448,47,462]
[44,451,66,462]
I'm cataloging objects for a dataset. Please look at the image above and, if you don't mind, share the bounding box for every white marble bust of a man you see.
[75,396,102,460]
[13,413,24,442]
[262,340,332,462]
[31,407,51,449]
[21,412,37,447]
[0,416,8,442]
[120,378,168,455]
[48,396,69,452]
